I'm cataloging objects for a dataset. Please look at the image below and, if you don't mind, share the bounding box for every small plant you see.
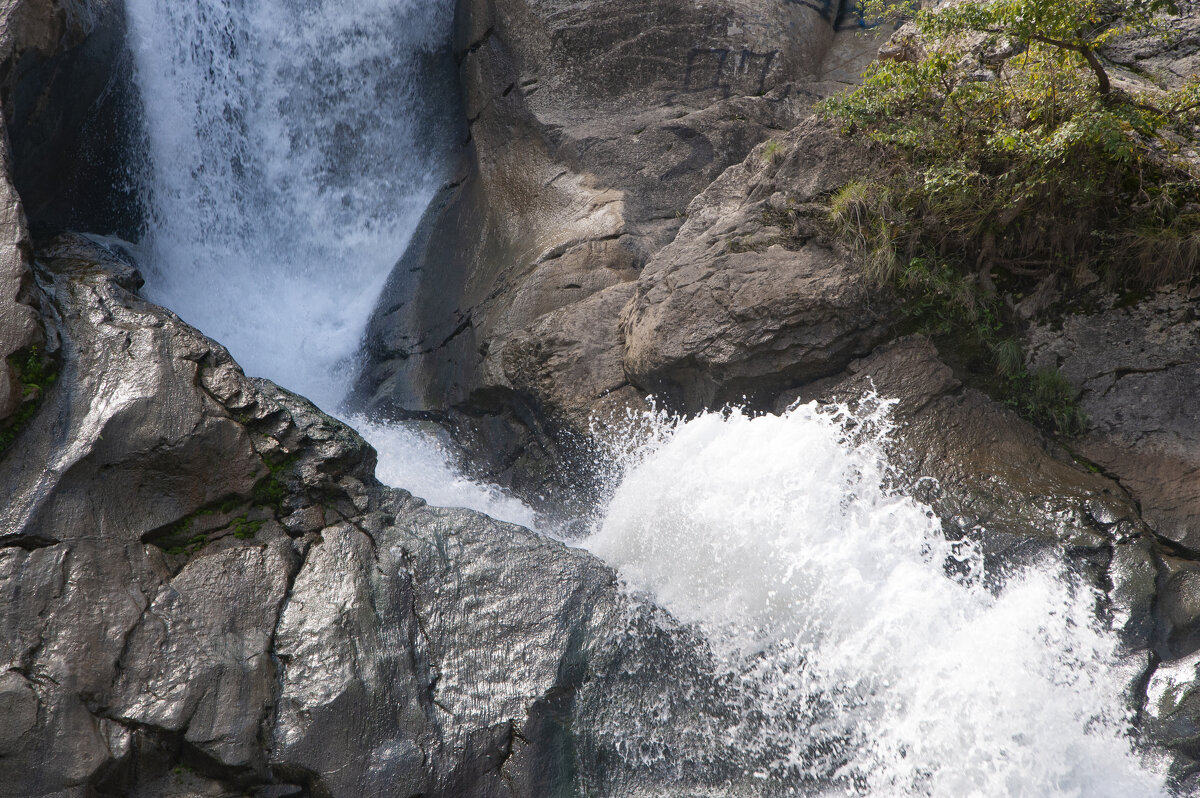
[0,346,59,457]
[231,515,263,540]
[251,453,296,509]
[813,0,1193,437]
[831,180,903,285]
[762,139,784,164]
[1015,368,1089,436]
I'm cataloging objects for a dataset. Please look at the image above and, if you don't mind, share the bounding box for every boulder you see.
[353,0,887,501]
[623,117,891,411]
[0,233,745,797]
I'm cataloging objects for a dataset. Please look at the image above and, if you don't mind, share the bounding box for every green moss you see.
[163,533,208,557]
[231,515,264,540]
[0,346,59,457]
[251,454,297,511]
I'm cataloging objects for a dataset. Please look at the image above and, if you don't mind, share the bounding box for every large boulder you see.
[622,117,891,411]
[352,0,885,504]
[0,236,749,798]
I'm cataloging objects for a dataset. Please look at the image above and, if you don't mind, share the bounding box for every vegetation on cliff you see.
[819,0,1200,434]
[0,346,57,455]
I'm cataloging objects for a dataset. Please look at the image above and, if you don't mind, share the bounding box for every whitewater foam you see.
[351,415,540,530]
[586,401,1168,796]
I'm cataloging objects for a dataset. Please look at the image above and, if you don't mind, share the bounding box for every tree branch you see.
[973,27,1113,94]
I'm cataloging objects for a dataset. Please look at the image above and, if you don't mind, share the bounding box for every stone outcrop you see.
[0,234,738,797]
[622,117,890,411]
[1027,292,1200,559]
[0,0,129,434]
[353,0,885,506]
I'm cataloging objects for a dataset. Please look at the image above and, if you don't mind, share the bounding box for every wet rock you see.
[110,540,299,773]
[4,0,140,238]
[1145,650,1200,767]
[0,234,728,797]
[1027,290,1200,554]
[1157,557,1200,662]
[784,337,1142,548]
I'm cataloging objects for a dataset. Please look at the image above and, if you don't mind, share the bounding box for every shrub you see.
[821,0,1200,288]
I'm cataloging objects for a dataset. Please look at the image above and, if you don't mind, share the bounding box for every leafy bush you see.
[813,0,1200,435]
[821,0,1200,288]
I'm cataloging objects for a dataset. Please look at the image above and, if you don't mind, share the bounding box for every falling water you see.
[125,0,456,410]
[124,0,542,525]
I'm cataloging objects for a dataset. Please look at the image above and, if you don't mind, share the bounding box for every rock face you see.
[3,0,139,238]
[353,0,885,506]
[0,0,130,434]
[1027,292,1200,557]
[0,234,702,797]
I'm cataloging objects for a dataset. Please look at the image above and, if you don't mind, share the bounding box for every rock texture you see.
[1028,292,1200,558]
[3,0,138,238]
[353,0,885,506]
[622,117,890,411]
[0,0,57,427]
[0,234,733,797]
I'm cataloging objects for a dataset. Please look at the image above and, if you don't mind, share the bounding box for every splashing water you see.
[351,415,540,530]
[585,401,1168,796]
[125,0,456,409]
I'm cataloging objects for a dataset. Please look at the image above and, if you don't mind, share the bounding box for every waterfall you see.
[122,1,1171,793]
[585,401,1169,796]
[124,0,456,410]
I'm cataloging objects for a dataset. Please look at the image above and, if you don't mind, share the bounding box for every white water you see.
[125,0,454,409]
[586,401,1169,796]
[351,415,540,529]
[126,0,539,529]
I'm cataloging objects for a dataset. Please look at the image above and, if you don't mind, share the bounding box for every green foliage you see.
[817,0,1195,437]
[872,255,1088,435]
[1018,367,1089,435]
[232,515,264,539]
[0,346,59,457]
[251,454,296,510]
[863,0,1180,94]
[763,139,784,164]
[822,1,1200,288]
